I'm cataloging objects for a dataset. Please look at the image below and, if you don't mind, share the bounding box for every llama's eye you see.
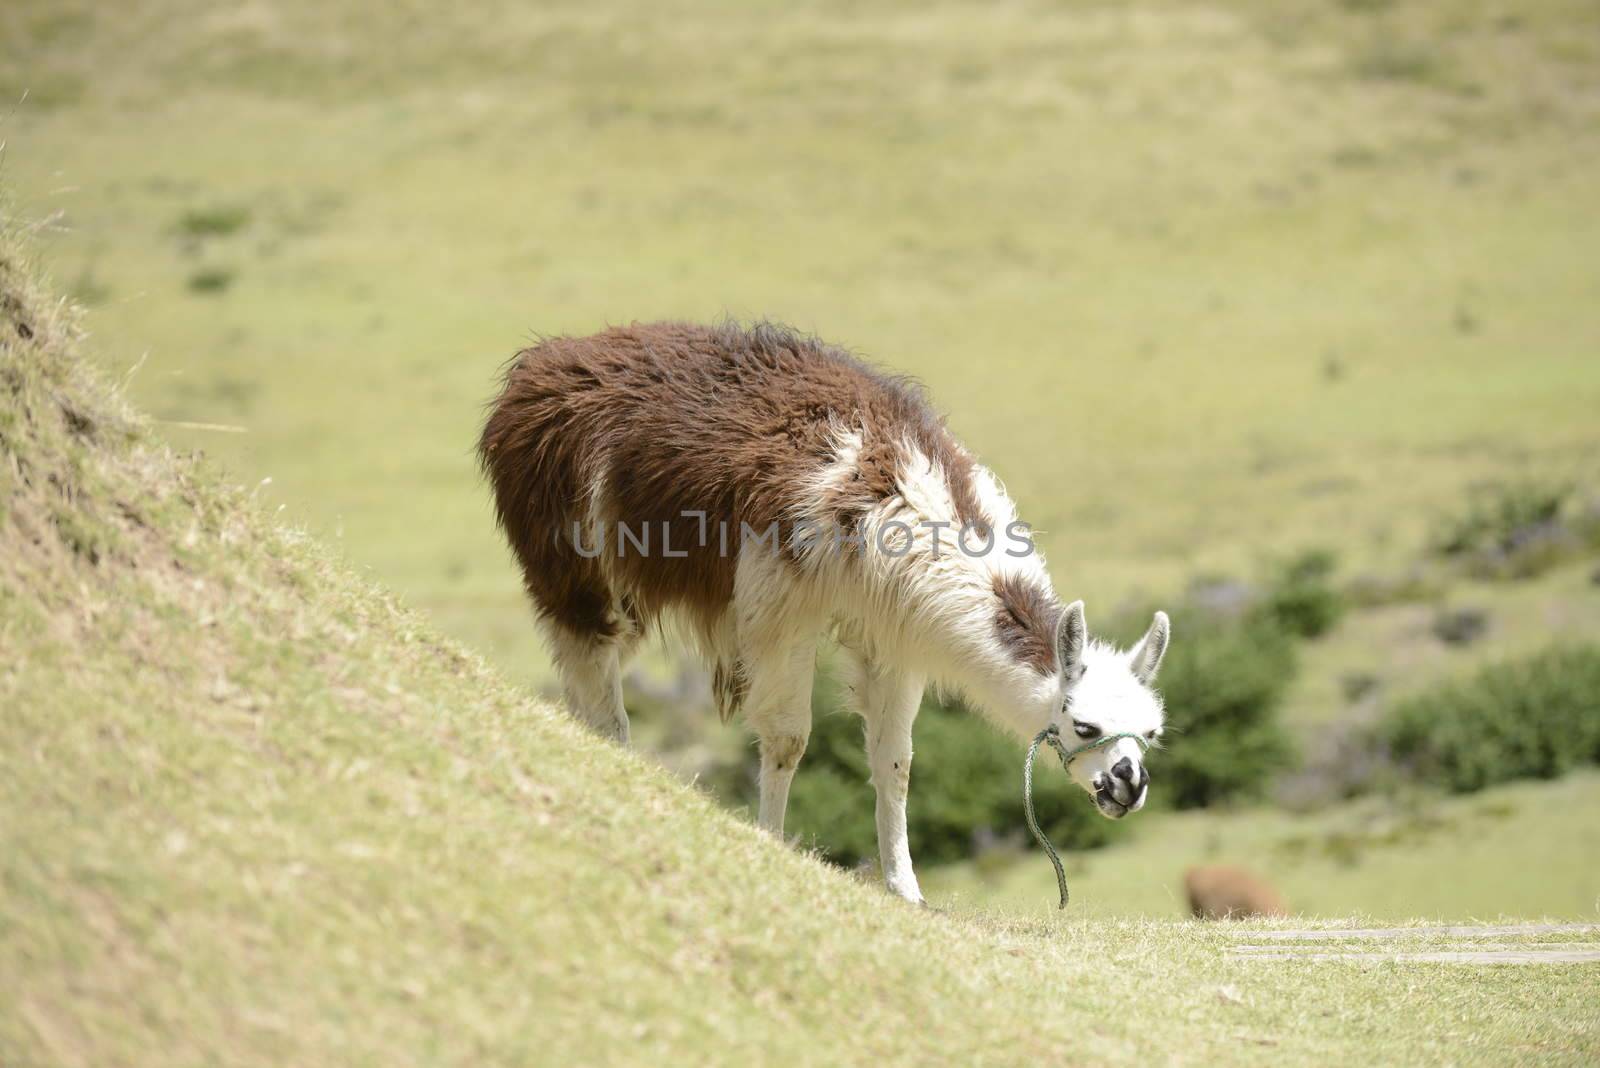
[1072,721,1100,740]
[1145,730,1158,741]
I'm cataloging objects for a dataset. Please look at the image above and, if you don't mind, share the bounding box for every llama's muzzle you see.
[1092,757,1149,818]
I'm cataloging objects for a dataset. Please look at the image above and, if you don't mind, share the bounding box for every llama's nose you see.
[1101,756,1145,809]
[1095,756,1149,817]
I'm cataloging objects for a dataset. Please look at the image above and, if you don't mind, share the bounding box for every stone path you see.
[1237,924,1600,941]
[1223,924,1600,964]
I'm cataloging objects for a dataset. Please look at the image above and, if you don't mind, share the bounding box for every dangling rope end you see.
[1023,726,1071,910]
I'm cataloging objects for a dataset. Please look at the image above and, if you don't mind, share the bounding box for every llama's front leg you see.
[745,641,817,836]
[848,653,927,904]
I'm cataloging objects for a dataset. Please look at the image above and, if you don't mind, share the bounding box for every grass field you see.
[6,0,1600,951]
[5,0,1600,693]
[5,222,1599,1065]
[927,771,1600,921]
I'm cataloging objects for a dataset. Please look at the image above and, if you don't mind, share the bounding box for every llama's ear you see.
[1056,600,1087,672]
[1130,611,1170,685]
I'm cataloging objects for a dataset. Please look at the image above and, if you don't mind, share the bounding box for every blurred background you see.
[4,0,1598,920]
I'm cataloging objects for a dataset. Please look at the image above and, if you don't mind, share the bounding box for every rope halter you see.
[1023,724,1151,909]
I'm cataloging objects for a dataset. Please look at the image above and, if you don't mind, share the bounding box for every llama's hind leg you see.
[546,623,630,745]
[732,552,822,837]
[840,644,926,904]
[744,640,817,836]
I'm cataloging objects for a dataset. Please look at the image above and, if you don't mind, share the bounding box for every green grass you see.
[3,0,1599,693]
[926,772,1600,923]
[5,195,1600,1067]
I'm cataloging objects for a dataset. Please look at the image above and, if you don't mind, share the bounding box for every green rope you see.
[1023,725,1150,909]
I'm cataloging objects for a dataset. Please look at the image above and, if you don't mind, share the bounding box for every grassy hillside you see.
[5,0,1599,690]
[5,213,1599,1065]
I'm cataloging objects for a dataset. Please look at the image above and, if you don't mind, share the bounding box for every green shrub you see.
[1432,480,1568,556]
[175,204,253,238]
[1381,645,1600,793]
[1257,549,1344,639]
[1350,39,1443,84]
[1152,612,1299,808]
[187,266,235,294]
[1427,479,1597,579]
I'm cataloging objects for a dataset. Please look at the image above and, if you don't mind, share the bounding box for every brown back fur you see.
[477,321,990,643]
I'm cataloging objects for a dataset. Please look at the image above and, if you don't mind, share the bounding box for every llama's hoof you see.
[886,882,927,907]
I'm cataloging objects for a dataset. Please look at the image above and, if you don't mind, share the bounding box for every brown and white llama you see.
[479,321,1172,904]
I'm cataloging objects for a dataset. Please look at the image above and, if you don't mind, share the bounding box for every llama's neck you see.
[850,447,1063,740]
[890,568,1063,744]
[942,632,1062,743]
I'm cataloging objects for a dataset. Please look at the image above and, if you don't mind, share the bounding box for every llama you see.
[1184,865,1288,920]
[478,321,1172,903]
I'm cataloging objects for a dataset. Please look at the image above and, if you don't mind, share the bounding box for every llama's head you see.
[1052,601,1169,819]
